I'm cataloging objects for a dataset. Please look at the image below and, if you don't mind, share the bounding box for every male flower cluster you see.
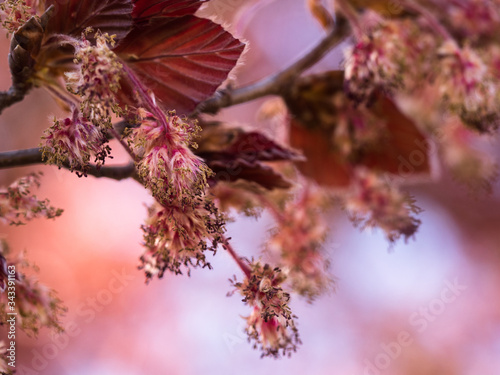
[66,31,123,128]
[267,188,333,302]
[41,31,121,173]
[139,199,225,280]
[447,0,500,41]
[344,14,405,102]
[0,243,65,336]
[437,41,499,132]
[439,117,498,193]
[0,0,41,36]
[0,174,64,335]
[230,261,300,358]
[344,169,421,243]
[131,108,210,206]
[343,12,435,103]
[0,173,62,225]
[41,109,111,175]
[342,2,500,134]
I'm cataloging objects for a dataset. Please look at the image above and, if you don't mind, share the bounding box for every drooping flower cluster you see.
[0,173,62,225]
[335,0,500,222]
[131,108,210,205]
[266,188,333,302]
[447,0,500,41]
[342,1,500,135]
[344,14,405,102]
[139,198,225,280]
[344,168,422,243]
[343,13,436,103]
[135,113,225,280]
[0,0,41,36]
[436,41,499,132]
[41,31,122,173]
[0,173,64,335]
[439,116,498,193]
[66,30,123,128]
[209,180,265,218]
[230,261,300,358]
[0,241,65,336]
[41,109,111,175]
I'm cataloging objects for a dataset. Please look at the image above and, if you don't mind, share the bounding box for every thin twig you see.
[0,147,136,181]
[84,162,137,180]
[193,16,349,115]
[223,236,251,279]
[120,64,172,132]
[0,85,32,115]
[256,194,286,224]
[334,0,362,38]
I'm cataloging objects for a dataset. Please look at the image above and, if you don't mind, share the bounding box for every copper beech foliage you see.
[0,0,499,363]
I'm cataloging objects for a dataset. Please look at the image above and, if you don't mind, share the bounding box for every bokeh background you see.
[1,0,500,374]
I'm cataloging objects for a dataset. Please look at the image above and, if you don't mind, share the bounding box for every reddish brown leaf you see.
[44,0,133,41]
[132,0,207,20]
[207,159,292,190]
[289,119,352,187]
[197,125,296,190]
[197,126,302,162]
[225,131,303,162]
[114,16,245,115]
[286,71,430,188]
[359,93,430,176]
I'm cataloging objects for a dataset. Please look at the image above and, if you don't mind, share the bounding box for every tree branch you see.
[0,85,32,115]
[193,15,349,115]
[0,147,137,181]
[0,148,42,168]
[84,163,137,181]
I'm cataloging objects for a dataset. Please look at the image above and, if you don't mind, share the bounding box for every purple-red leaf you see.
[286,71,430,188]
[198,129,303,163]
[225,131,303,162]
[44,0,133,41]
[115,15,245,115]
[132,0,207,20]
[197,126,297,190]
[207,159,292,190]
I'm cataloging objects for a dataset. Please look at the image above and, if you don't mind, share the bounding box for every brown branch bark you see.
[0,147,136,181]
[193,15,350,115]
[223,236,252,279]
[0,84,32,114]
[0,148,42,168]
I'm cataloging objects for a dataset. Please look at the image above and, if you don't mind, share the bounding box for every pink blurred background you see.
[1,0,500,374]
